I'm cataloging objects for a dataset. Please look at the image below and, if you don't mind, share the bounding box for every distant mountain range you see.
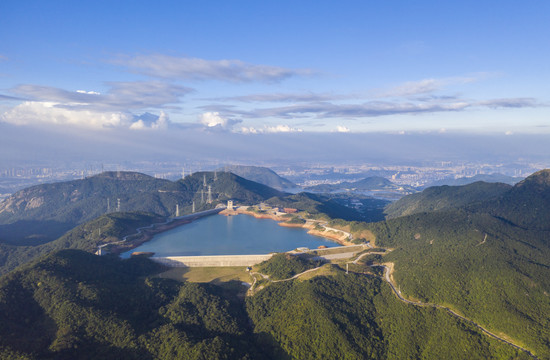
[217,165,297,190]
[305,176,415,193]
[425,173,523,187]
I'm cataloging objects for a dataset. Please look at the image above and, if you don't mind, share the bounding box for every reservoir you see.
[121,214,337,258]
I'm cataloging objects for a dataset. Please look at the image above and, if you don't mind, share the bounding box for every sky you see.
[1,1,549,165]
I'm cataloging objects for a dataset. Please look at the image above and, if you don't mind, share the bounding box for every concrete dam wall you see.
[151,254,274,267]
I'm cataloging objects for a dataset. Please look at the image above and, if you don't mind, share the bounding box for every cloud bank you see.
[113,54,312,83]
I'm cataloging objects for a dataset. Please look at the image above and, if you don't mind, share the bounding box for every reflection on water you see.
[121,214,337,258]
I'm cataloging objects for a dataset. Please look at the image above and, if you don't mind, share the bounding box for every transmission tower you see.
[116,198,121,212]
[207,185,212,204]
[181,167,185,179]
[192,201,195,213]
[176,204,179,217]
[201,189,204,203]
[203,174,207,187]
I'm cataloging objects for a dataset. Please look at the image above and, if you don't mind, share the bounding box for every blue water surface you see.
[121,214,337,258]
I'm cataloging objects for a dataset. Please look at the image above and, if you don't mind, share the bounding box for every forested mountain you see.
[384,181,511,219]
[0,250,261,359]
[0,212,162,276]
[0,250,528,360]
[1,169,549,359]
[471,169,550,230]
[366,169,550,357]
[0,171,285,244]
[217,165,297,190]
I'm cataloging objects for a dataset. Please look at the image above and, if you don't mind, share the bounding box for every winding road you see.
[373,264,539,359]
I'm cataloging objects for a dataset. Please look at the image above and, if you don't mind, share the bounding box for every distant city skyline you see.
[1,1,549,164]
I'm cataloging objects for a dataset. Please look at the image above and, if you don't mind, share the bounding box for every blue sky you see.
[0,1,549,160]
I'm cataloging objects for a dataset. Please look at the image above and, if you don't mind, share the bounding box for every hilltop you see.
[425,173,523,187]
[0,171,285,245]
[384,181,511,219]
[305,176,415,194]
[217,165,297,191]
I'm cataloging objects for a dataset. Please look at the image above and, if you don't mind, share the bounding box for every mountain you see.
[384,181,512,219]
[0,212,163,276]
[472,169,550,231]
[0,250,261,359]
[305,176,414,193]
[0,250,525,359]
[365,169,550,357]
[0,171,285,245]
[218,165,297,190]
[426,173,523,187]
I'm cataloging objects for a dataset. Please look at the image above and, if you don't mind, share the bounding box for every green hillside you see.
[0,250,260,359]
[218,165,297,190]
[472,169,550,230]
[0,171,285,244]
[365,171,550,357]
[0,250,528,360]
[0,212,163,276]
[384,181,511,219]
[247,268,525,360]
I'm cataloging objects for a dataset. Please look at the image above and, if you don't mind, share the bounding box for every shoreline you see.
[108,205,355,256]
[220,207,354,246]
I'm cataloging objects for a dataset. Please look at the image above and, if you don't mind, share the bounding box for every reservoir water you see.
[121,214,337,258]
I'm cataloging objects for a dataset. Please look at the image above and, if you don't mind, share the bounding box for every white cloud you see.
[76,90,101,95]
[336,125,350,133]
[130,112,169,130]
[1,101,132,129]
[238,124,303,134]
[200,112,227,128]
[1,101,171,130]
[113,54,312,83]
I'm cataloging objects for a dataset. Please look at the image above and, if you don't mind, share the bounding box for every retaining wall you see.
[151,254,274,267]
